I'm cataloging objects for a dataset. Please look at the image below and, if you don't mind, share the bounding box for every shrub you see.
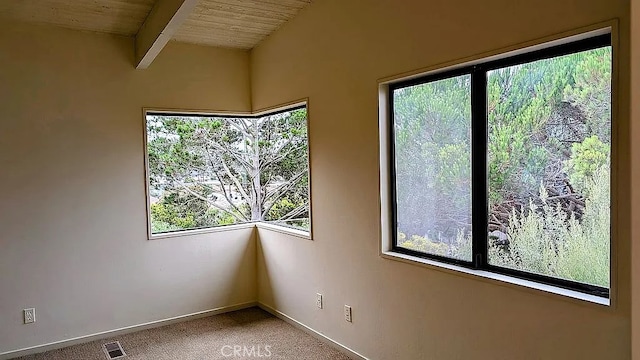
[555,166,610,286]
[398,232,450,256]
[150,219,181,233]
[490,166,609,287]
[564,135,609,193]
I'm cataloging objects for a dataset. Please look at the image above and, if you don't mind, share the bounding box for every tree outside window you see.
[146,107,310,234]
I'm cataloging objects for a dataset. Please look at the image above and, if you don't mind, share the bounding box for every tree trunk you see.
[251,120,263,221]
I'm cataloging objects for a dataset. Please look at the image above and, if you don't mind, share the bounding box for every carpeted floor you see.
[13,307,351,360]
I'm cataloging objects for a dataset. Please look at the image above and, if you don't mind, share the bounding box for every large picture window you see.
[388,34,611,297]
[145,105,310,236]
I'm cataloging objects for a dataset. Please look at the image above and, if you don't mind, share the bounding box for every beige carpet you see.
[13,307,351,360]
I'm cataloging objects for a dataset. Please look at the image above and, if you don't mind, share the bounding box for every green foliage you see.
[394,45,611,286]
[565,135,609,192]
[150,194,240,231]
[489,166,610,287]
[150,201,196,229]
[398,232,450,256]
[556,166,610,285]
[267,198,297,220]
[489,193,566,277]
[487,54,578,205]
[151,220,181,233]
[436,144,470,193]
[393,75,472,254]
[147,108,310,234]
[452,231,472,262]
[398,231,472,260]
[259,108,310,229]
[564,47,612,141]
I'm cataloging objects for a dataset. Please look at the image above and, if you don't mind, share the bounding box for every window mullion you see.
[471,68,488,269]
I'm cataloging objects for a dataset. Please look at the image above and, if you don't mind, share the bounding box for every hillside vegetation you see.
[394,47,611,287]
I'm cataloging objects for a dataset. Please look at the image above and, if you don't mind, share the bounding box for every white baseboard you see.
[257,302,369,360]
[0,301,257,360]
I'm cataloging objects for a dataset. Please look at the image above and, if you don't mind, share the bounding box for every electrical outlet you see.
[344,305,352,323]
[316,293,323,309]
[23,308,35,324]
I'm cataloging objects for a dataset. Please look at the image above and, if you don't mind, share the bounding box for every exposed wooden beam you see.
[135,0,199,69]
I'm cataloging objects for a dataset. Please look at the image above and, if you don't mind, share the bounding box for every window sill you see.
[381,250,610,307]
[148,222,311,241]
[148,223,257,240]
[255,222,312,240]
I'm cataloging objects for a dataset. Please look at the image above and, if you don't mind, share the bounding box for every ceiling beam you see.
[135,0,199,69]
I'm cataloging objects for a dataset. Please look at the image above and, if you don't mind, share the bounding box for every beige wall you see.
[0,20,256,354]
[0,0,635,358]
[251,0,631,359]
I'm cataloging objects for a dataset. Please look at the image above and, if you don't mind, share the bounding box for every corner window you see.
[387,34,611,297]
[145,105,310,236]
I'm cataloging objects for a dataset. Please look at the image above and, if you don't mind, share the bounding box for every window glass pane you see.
[260,109,310,231]
[146,108,310,234]
[487,47,611,288]
[392,75,473,261]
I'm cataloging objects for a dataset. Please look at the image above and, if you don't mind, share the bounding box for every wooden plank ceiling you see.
[0,0,312,49]
[0,0,156,36]
[174,0,312,49]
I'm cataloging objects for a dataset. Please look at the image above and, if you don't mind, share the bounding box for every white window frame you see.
[142,100,312,241]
